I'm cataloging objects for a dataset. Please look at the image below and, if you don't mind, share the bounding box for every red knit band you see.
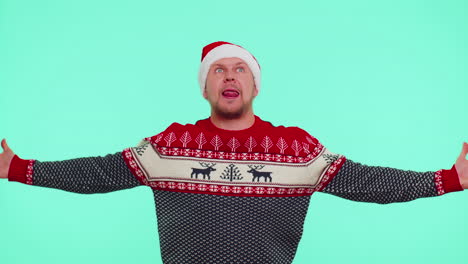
[435,164,463,195]
[8,155,34,185]
[441,164,463,193]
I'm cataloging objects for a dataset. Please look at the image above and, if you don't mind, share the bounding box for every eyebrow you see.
[211,62,247,68]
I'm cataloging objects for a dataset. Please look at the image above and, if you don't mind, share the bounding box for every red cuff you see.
[435,164,463,195]
[8,155,35,185]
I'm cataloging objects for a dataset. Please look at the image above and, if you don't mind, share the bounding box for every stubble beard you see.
[212,103,244,120]
[212,99,253,120]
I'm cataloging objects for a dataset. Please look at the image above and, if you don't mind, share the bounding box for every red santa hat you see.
[198,41,261,95]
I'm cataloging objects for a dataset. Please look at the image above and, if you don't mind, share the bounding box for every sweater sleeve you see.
[319,158,463,204]
[8,151,143,194]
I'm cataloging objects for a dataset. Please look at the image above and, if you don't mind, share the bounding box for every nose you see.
[224,70,235,83]
[224,77,235,83]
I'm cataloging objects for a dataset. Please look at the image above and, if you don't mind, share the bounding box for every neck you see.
[209,111,256,131]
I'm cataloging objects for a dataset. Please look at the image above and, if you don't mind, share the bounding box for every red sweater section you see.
[144,115,321,158]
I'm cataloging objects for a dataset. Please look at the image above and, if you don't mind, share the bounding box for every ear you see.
[203,86,208,99]
[252,75,259,97]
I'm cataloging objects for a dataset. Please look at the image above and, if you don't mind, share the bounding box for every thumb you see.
[1,138,10,152]
[457,142,468,163]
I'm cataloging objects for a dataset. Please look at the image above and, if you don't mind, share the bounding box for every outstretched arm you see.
[1,139,142,194]
[319,142,467,204]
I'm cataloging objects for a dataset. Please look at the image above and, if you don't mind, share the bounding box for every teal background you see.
[1,0,467,263]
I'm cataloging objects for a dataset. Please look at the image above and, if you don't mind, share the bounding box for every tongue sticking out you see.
[222,90,239,98]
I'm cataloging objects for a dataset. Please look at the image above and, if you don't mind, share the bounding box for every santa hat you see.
[198,41,261,95]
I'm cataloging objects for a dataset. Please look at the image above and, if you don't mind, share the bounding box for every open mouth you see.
[222,89,240,98]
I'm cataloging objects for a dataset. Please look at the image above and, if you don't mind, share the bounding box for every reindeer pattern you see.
[189,163,273,183]
[247,165,273,182]
[190,162,216,180]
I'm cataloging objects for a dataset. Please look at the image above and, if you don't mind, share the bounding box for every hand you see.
[0,139,15,179]
[455,142,468,189]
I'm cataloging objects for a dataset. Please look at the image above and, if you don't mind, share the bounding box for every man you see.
[1,41,467,264]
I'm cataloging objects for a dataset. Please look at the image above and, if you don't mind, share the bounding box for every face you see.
[204,57,258,119]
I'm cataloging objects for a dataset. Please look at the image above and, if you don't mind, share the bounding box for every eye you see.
[215,68,223,73]
[237,67,245,72]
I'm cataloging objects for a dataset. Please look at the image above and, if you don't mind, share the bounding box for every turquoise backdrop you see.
[1,0,467,263]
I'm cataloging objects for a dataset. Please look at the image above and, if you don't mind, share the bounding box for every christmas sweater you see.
[8,115,463,264]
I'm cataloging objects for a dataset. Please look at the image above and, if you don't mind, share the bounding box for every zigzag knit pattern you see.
[321,159,437,204]
[33,152,141,193]
[153,191,310,264]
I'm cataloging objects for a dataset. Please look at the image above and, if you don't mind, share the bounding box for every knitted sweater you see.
[8,115,463,264]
